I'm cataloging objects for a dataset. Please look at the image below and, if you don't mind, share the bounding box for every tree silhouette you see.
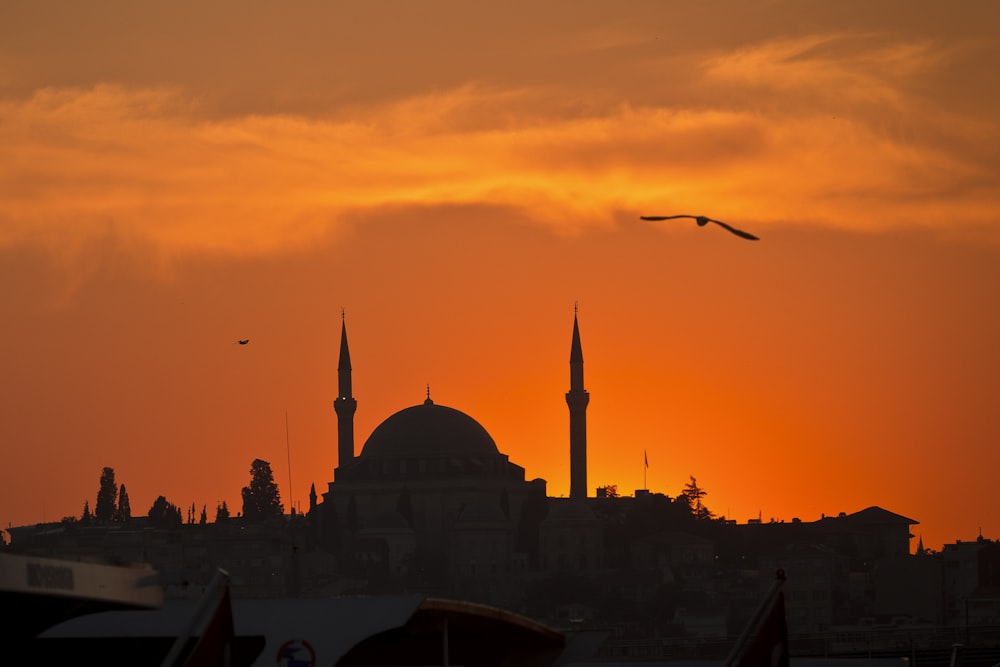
[681,476,714,520]
[115,485,131,523]
[241,459,284,521]
[199,505,208,525]
[95,467,117,523]
[215,501,230,523]
[148,496,183,527]
[81,500,93,525]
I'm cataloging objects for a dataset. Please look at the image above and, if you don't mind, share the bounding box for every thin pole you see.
[442,615,449,667]
[949,643,962,667]
[285,412,293,515]
[643,450,648,490]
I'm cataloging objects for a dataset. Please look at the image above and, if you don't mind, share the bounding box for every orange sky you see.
[2,1,999,552]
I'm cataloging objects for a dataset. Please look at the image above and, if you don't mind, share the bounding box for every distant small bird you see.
[237,339,249,345]
[640,214,759,240]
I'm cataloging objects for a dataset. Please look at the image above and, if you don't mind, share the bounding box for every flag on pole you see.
[724,570,789,667]
[182,582,234,667]
[161,569,235,667]
[644,450,649,468]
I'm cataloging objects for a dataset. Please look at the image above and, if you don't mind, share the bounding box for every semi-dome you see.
[360,398,499,460]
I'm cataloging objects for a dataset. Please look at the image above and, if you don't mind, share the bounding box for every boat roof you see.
[0,552,161,641]
[37,594,565,666]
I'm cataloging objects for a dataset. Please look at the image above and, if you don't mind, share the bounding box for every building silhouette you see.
[6,311,1000,660]
[318,314,550,596]
[333,312,357,469]
[566,307,589,500]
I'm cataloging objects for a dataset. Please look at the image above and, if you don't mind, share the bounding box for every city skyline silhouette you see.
[6,306,999,665]
[4,307,990,558]
[3,2,999,557]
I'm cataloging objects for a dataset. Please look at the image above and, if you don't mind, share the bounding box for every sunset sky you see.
[2,1,998,552]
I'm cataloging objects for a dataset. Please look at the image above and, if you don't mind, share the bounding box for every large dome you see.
[360,398,499,460]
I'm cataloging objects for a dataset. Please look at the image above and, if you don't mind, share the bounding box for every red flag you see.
[644,450,649,468]
[182,584,234,667]
[159,571,235,667]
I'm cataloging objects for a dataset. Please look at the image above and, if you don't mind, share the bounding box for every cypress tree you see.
[95,467,117,523]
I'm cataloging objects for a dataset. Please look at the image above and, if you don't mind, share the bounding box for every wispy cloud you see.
[3,44,998,266]
[700,32,979,115]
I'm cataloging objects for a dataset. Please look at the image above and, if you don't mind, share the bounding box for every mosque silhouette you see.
[316,309,598,587]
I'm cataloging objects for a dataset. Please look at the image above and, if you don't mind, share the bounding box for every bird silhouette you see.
[237,339,249,345]
[640,214,759,240]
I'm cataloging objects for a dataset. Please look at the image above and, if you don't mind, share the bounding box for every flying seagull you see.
[237,339,249,345]
[640,214,759,240]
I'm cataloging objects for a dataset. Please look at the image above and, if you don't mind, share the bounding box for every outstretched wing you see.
[709,219,759,240]
[640,215,692,221]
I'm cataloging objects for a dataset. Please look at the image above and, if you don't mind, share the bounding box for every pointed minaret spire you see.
[334,310,357,470]
[566,305,590,499]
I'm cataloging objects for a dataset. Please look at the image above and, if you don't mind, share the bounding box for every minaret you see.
[566,306,589,499]
[334,311,357,468]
